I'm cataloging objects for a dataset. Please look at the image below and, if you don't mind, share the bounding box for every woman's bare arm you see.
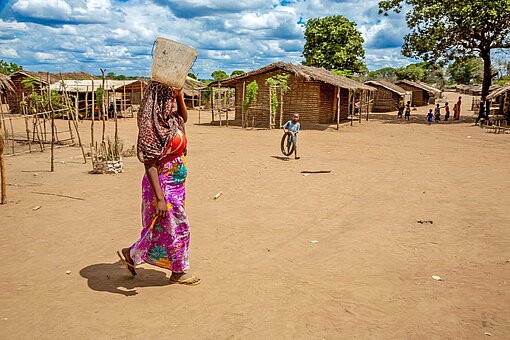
[145,163,168,219]
[174,90,188,123]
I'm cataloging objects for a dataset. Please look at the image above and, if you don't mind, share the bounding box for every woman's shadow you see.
[79,261,172,296]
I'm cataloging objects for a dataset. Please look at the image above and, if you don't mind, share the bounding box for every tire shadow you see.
[79,261,171,296]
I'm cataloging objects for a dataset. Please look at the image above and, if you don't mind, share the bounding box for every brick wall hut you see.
[395,80,440,106]
[365,80,409,112]
[6,71,48,115]
[211,62,375,128]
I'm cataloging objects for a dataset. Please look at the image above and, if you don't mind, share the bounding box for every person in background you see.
[282,113,301,160]
[404,101,411,121]
[443,102,450,121]
[427,109,434,125]
[453,96,462,120]
[434,103,441,122]
[476,100,486,125]
[397,102,404,118]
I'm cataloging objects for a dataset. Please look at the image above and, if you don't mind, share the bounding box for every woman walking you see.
[118,81,200,286]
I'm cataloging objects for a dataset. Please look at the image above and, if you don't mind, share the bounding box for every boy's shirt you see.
[283,120,300,133]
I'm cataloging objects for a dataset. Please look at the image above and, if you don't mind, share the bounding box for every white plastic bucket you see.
[150,37,197,89]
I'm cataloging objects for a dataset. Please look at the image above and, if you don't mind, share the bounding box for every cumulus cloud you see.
[1,0,415,76]
[11,0,112,24]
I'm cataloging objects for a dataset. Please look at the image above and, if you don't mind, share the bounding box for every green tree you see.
[368,67,398,81]
[188,72,197,80]
[0,60,23,75]
[303,15,366,73]
[379,0,510,100]
[231,70,245,77]
[211,70,228,81]
[447,57,483,84]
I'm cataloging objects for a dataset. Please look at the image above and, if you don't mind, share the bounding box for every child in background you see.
[434,103,441,122]
[444,102,450,121]
[282,113,301,160]
[427,109,434,124]
[405,101,411,121]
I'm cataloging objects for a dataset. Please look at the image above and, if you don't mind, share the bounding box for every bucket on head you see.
[150,37,198,89]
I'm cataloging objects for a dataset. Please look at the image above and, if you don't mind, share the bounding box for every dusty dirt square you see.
[1,92,509,339]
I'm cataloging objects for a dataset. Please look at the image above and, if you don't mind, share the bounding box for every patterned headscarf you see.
[137,81,182,164]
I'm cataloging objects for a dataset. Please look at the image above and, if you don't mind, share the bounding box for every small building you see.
[212,62,375,128]
[182,77,206,108]
[7,71,96,115]
[487,82,510,118]
[6,71,48,115]
[395,80,440,106]
[365,80,410,112]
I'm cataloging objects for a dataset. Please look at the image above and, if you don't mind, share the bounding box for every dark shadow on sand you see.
[271,155,291,161]
[79,261,171,296]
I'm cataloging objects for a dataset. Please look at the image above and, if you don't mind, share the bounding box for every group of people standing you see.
[427,97,462,123]
[397,96,462,124]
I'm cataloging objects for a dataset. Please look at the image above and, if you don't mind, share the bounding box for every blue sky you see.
[0,0,416,77]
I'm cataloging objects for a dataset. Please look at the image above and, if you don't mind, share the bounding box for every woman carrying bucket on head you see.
[117,38,200,286]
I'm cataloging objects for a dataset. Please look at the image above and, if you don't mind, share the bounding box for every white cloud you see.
[2,48,19,58]
[12,0,72,21]
[3,0,416,75]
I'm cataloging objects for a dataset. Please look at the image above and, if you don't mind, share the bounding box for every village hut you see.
[7,71,95,115]
[182,77,206,108]
[487,82,510,119]
[6,71,48,115]
[211,62,375,128]
[114,80,147,114]
[51,79,141,118]
[365,80,410,112]
[395,80,440,106]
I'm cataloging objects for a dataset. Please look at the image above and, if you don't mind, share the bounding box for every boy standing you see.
[282,113,301,160]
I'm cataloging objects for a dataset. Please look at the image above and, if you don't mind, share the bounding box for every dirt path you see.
[1,102,509,339]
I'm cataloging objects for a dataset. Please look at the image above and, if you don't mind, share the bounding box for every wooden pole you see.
[113,86,118,156]
[359,90,363,124]
[21,93,32,153]
[0,97,5,203]
[0,95,8,140]
[366,91,370,121]
[218,84,222,127]
[59,73,86,163]
[91,80,95,147]
[349,90,353,127]
[122,80,126,115]
[268,86,272,129]
[100,69,106,142]
[47,73,55,172]
[211,87,214,122]
[279,88,284,128]
[337,87,341,130]
[241,81,246,128]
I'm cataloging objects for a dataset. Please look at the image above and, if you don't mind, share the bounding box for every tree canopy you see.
[379,0,510,98]
[0,60,22,75]
[231,70,245,77]
[447,57,484,85]
[211,70,229,81]
[188,72,197,80]
[303,15,366,73]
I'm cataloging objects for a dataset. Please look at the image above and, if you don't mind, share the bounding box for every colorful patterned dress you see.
[129,156,190,273]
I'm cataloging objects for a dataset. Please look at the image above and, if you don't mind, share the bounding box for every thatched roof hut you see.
[0,74,14,94]
[395,80,440,106]
[211,62,375,128]
[365,80,410,112]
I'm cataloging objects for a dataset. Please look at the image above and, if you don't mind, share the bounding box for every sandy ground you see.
[1,91,509,339]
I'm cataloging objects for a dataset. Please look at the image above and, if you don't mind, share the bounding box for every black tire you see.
[281,131,295,156]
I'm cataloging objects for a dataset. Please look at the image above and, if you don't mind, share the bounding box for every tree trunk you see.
[481,48,492,101]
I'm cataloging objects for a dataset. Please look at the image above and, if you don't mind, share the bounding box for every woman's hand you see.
[173,88,182,99]
[155,198,168,220]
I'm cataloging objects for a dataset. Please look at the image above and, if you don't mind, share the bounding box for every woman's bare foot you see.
[170,272,201,285]
[121,247,137,276]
